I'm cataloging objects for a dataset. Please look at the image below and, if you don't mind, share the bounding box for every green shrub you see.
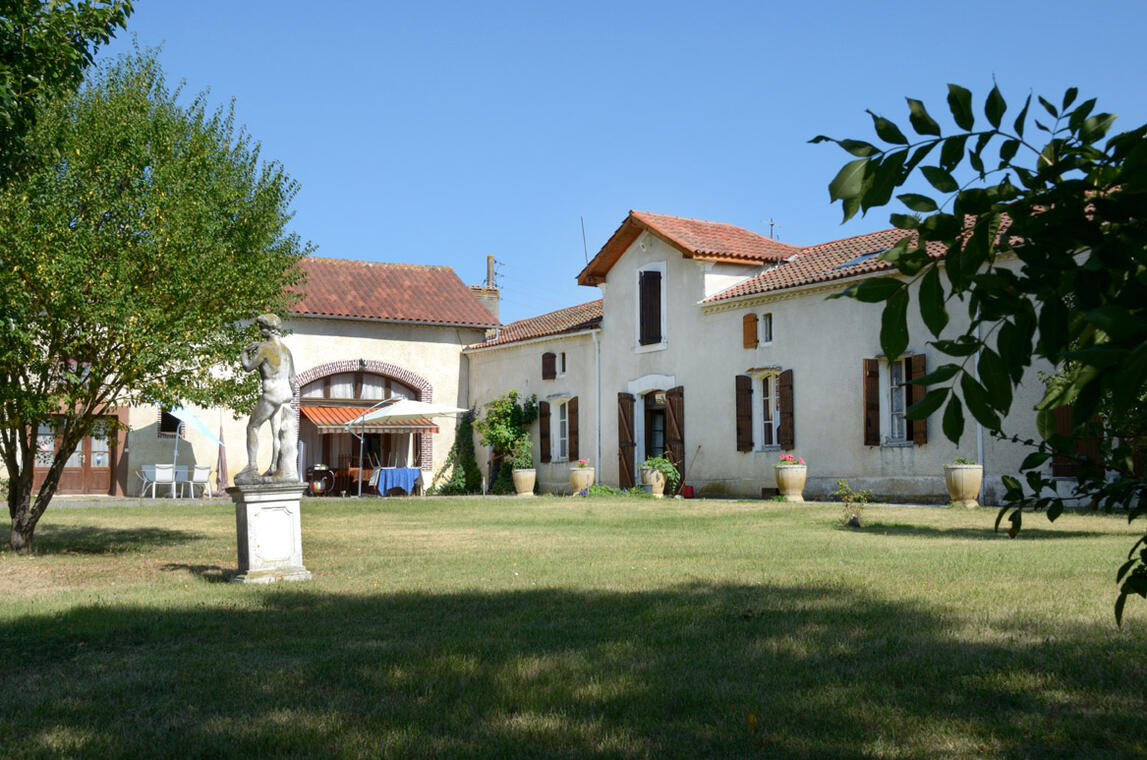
[833,478,872,527]
[429,410,482,495]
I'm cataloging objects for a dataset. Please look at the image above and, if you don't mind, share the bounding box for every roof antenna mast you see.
[580,216,590,264]
[763,217,781,240]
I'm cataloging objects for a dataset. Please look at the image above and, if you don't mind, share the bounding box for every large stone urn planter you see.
[944,463,983,508]
[775,464,807,502]
[641,467,666,498]
[512,468,536,497]
[569,466,595,493]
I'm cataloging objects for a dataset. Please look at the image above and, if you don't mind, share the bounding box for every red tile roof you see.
[577,211,799,286]
[469,299,602,349]
[704,228,946,303]
[292,258,500,328]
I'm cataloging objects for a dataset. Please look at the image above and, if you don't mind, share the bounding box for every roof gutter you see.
[463,327,603,354]
[290,312,499,330]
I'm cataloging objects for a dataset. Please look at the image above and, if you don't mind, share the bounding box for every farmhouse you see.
[467,210,1051,503]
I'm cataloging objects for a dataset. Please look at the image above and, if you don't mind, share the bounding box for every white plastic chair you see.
[150,464,176,498]
[183,464,212,498]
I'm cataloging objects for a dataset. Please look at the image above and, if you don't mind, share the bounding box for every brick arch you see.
[296,359,433,402]
[294,359,435,471]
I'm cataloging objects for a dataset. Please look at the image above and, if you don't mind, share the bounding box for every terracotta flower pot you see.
[944,464,982,508]
[775,464,807,502]
[512,468,536,497]
[569,466,595,493]
[641,467,666,498]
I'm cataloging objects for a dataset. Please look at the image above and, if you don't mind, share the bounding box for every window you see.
[743,313,773,349]
[889,359,907,441]
[560,352,567,375]
[542,352,557,380]
[557,402,569,460]
[863,355,927,446]
[158,409,182,438]
[761,313,773,344]
[736,370,794,452]
[636,264,666,348]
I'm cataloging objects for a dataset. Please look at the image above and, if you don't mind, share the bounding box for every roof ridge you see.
[304,257,453,271]
[632,209,797,246]
[799,227,901,251]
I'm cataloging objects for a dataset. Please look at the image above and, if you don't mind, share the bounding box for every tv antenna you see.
[580,216,589,264]
[762,217,781,240]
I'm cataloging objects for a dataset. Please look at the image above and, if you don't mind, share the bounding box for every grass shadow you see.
[862,522,1110,540]
[0,583,1142,758]
[25,525,206,555]
[160,563,234,583]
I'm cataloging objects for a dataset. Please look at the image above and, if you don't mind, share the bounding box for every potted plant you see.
[510,437,536,497]
[641,455,680,498]
[944,457,982,508]
[569,458,595,493]
[775,453,807,502]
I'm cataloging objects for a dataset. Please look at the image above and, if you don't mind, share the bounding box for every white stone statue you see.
[234,313,299,484]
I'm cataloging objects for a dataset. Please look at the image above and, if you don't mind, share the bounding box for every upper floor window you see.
[742,312,774,348]
[636,264,665,348]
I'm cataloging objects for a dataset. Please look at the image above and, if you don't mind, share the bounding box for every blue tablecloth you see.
[369,467,420,495]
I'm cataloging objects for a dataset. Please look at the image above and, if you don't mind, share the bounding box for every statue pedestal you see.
[227,482,312,584]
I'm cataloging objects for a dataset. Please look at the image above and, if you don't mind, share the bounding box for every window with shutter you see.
[539,401,551,463]
[568,396,579,460]
[742,314,758,349]
[557,402,569,460]
[735,375,753,451]
[778,369,794,450]
[618,393,635,488]
[761,313,773,344]
[867,354,927,445]
[908,353,927,445]
[638,269,662,346]
[542,352,556,380]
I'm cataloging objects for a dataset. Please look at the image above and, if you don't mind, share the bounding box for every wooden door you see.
[33,418,115,494]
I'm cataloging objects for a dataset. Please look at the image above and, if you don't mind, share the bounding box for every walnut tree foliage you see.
[813,84,1147,623]
[0,49,310,553]
[0,0,134,183]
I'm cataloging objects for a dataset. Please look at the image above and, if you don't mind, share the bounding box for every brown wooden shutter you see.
[618,392,635,488]
[778,370,794,450]
[742,314,758,349]
[538,401,551,463]
[568,396,579,461]
[639,270,662,345]
[542,352,556,380]
[666,386,685,487]
[863,359,880,446]
[735,375,753,451]
[908,353,927,445]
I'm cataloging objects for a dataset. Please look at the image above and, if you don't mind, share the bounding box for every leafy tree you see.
[0,0,134,183]
[473,390,537,495]
[814,84,1146,622]
[1,49,310,553]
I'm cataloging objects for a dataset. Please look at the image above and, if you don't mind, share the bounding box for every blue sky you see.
[98,1,1147,324]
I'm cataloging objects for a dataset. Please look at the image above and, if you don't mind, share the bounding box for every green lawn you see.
[0,497,1144,759]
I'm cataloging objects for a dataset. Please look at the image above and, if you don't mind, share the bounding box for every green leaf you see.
[897,193,938,213]
[828,158,869,221]
[998,139,1020,166]
[920,165,959,193]
[1037,95,1058,118]
[1020,451,1050,470]
[863,150,907,211]
[890,213,920,229]
[1047,501,1064,521]
[940,134,968,171]
[918,265,948,337]
[905,387,947,420]
[961,374,1001,430]
[1062,86,1078,110]
[942,394,965,444]
[931,336,982,357]
[880,288,910,359]
[977,347,1012,412]
[1012,94,1031,138]
[984,84,1006,129]
[906,98,942,136]
[868,110,909,144]
[847,277,902,303]
[1080,113,1117,144]
[947,84,975,130]
[914,363,960,385]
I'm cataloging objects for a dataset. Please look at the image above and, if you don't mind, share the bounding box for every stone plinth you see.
[227,481,312,584]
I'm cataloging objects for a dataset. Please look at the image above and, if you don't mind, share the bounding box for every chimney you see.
[469,254,500,324]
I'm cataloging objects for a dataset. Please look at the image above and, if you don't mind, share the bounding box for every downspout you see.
[975,323,985,498]
[593,330,602,475]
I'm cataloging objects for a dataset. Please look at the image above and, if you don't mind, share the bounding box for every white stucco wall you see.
[465,331,599,494]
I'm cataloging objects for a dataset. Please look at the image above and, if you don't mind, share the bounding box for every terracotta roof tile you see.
[292,258,500,328]
[470,299,602,349]
[704,228,945,303]
[578,210,798,285]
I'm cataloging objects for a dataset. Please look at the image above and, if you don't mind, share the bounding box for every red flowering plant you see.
[776,454,806,467]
